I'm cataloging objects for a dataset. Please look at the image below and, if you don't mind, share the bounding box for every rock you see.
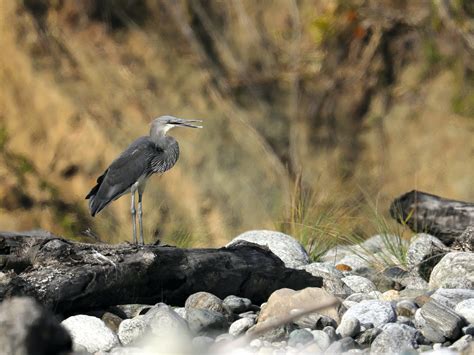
[360,234,404,253]
[341,275,377,294]
[455,299,474,324]
[186,308,228,336]
[118,316,147,346]
[0,297,71,355]
[300,342,323,353]
[319,245,352,263]
[239,311,257,319]
[345,292,379,303]
[192,336,214,350]
[116,304,152,318]
[464,324,474,335]
[371,323,418,354]
[109,347,144,355]
[415,299,464,342]
[407,233,449,280]
[449,334,473,352]
[185,292,227,315]
[293,313,323,329]
[287,329,314,347]
[298,262,352,297]
[336,255,371,276]
[146,304,190,336]
[173,307,187,319]
[101,312,123,333]
[310,330,331,351]
[322,326,338,342]
[336,316,360,338]
[355,328,381,346]
[62,315,118,352]
[118,304,189,345]
[256,287,341,328]
[214,333,234,343]
[429,252,474,289]
[340,300,396,328]
[396,300,418,317]
[325,337,355,353]
[228,317,255,336]
[451,226,474,252]
[227,230,309,268]
[250,338,263,348]
[223,295,252,314]
[431,288,474,308]
[396,316,415,327]
[381,290,400,301]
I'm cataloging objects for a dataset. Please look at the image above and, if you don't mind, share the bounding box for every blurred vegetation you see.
[0,0,473,247]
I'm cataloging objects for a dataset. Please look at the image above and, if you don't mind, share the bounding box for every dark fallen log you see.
[390,190,474,245]
[0,231,321,315]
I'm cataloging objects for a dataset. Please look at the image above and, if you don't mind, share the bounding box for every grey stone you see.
[355,328,381,346]
[345,292,379,303]
[145,303,189,336]
[223,295,252,314]
[396,316,414,327]
[463,324,474,335]
[360,234,404,253]
[293,313,323,329]
[0,297,71,355]
[185,292,227,315]
[342,275,377,294]
[323,326,338,342]
[336,255,371,275]
[319,245,353,263]
[62,315,118,352]
[370,323,418,354]
[250,339,262,348]
[298,262,351,297]
[341,300,396,328]
[431,288,474,308]
[454,298,474,324]
[116,304,151,318]
[449,334,472,352]
[415,299,464,342]
[214,333,234,343]
[429,252,474,289]
[117,316,147,345]
[109,347,144,355]
[396,300,418,317]
[118,304,189,345]
[325,337,355,353]
[186,308,228,336]
[239,311,257,319]
[229,317,255,336]
[310,330,331,351]
[407,233,449,281]
[288,329,314,347]
[173,307,186,319]
[336,316,360,338]
[192,336,214,349]
[343,300,359,309]
[451,226,474,252]
[227,230,309,268]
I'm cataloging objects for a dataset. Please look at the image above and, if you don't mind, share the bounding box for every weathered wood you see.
[0,231,321,315]
[389,190,474,245]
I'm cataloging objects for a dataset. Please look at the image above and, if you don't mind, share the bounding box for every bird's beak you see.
[171,118,203,129]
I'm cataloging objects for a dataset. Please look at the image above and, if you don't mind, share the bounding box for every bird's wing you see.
[87,137,162,215]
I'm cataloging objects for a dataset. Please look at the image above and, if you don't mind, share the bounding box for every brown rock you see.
[257,287,341,326]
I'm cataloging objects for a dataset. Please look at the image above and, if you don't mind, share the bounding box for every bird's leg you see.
[131,191,137,244]
[138,192,144,245]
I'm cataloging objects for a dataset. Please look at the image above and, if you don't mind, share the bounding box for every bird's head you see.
[150,115,203,137]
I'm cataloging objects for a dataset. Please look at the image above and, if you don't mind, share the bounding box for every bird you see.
[86,115,202,245]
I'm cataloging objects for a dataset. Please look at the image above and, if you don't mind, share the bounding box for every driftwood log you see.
[0,231,321,315]
[390,190,474,245]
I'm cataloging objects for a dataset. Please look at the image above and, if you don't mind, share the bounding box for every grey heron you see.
[86,115,202,245]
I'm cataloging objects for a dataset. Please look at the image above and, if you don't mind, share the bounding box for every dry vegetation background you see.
[0,0,473,248]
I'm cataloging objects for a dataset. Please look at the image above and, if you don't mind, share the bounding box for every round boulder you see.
[429,252,474,289]
[226,230,309,268]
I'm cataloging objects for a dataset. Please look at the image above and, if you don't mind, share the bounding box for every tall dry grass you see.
[0,1,472,247]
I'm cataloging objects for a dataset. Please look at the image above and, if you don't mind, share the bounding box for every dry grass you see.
[0,1,473,246]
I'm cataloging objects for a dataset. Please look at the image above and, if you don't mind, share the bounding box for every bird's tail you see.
[85,170,108,216]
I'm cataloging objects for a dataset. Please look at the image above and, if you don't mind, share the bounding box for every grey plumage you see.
[86,115,202,244]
